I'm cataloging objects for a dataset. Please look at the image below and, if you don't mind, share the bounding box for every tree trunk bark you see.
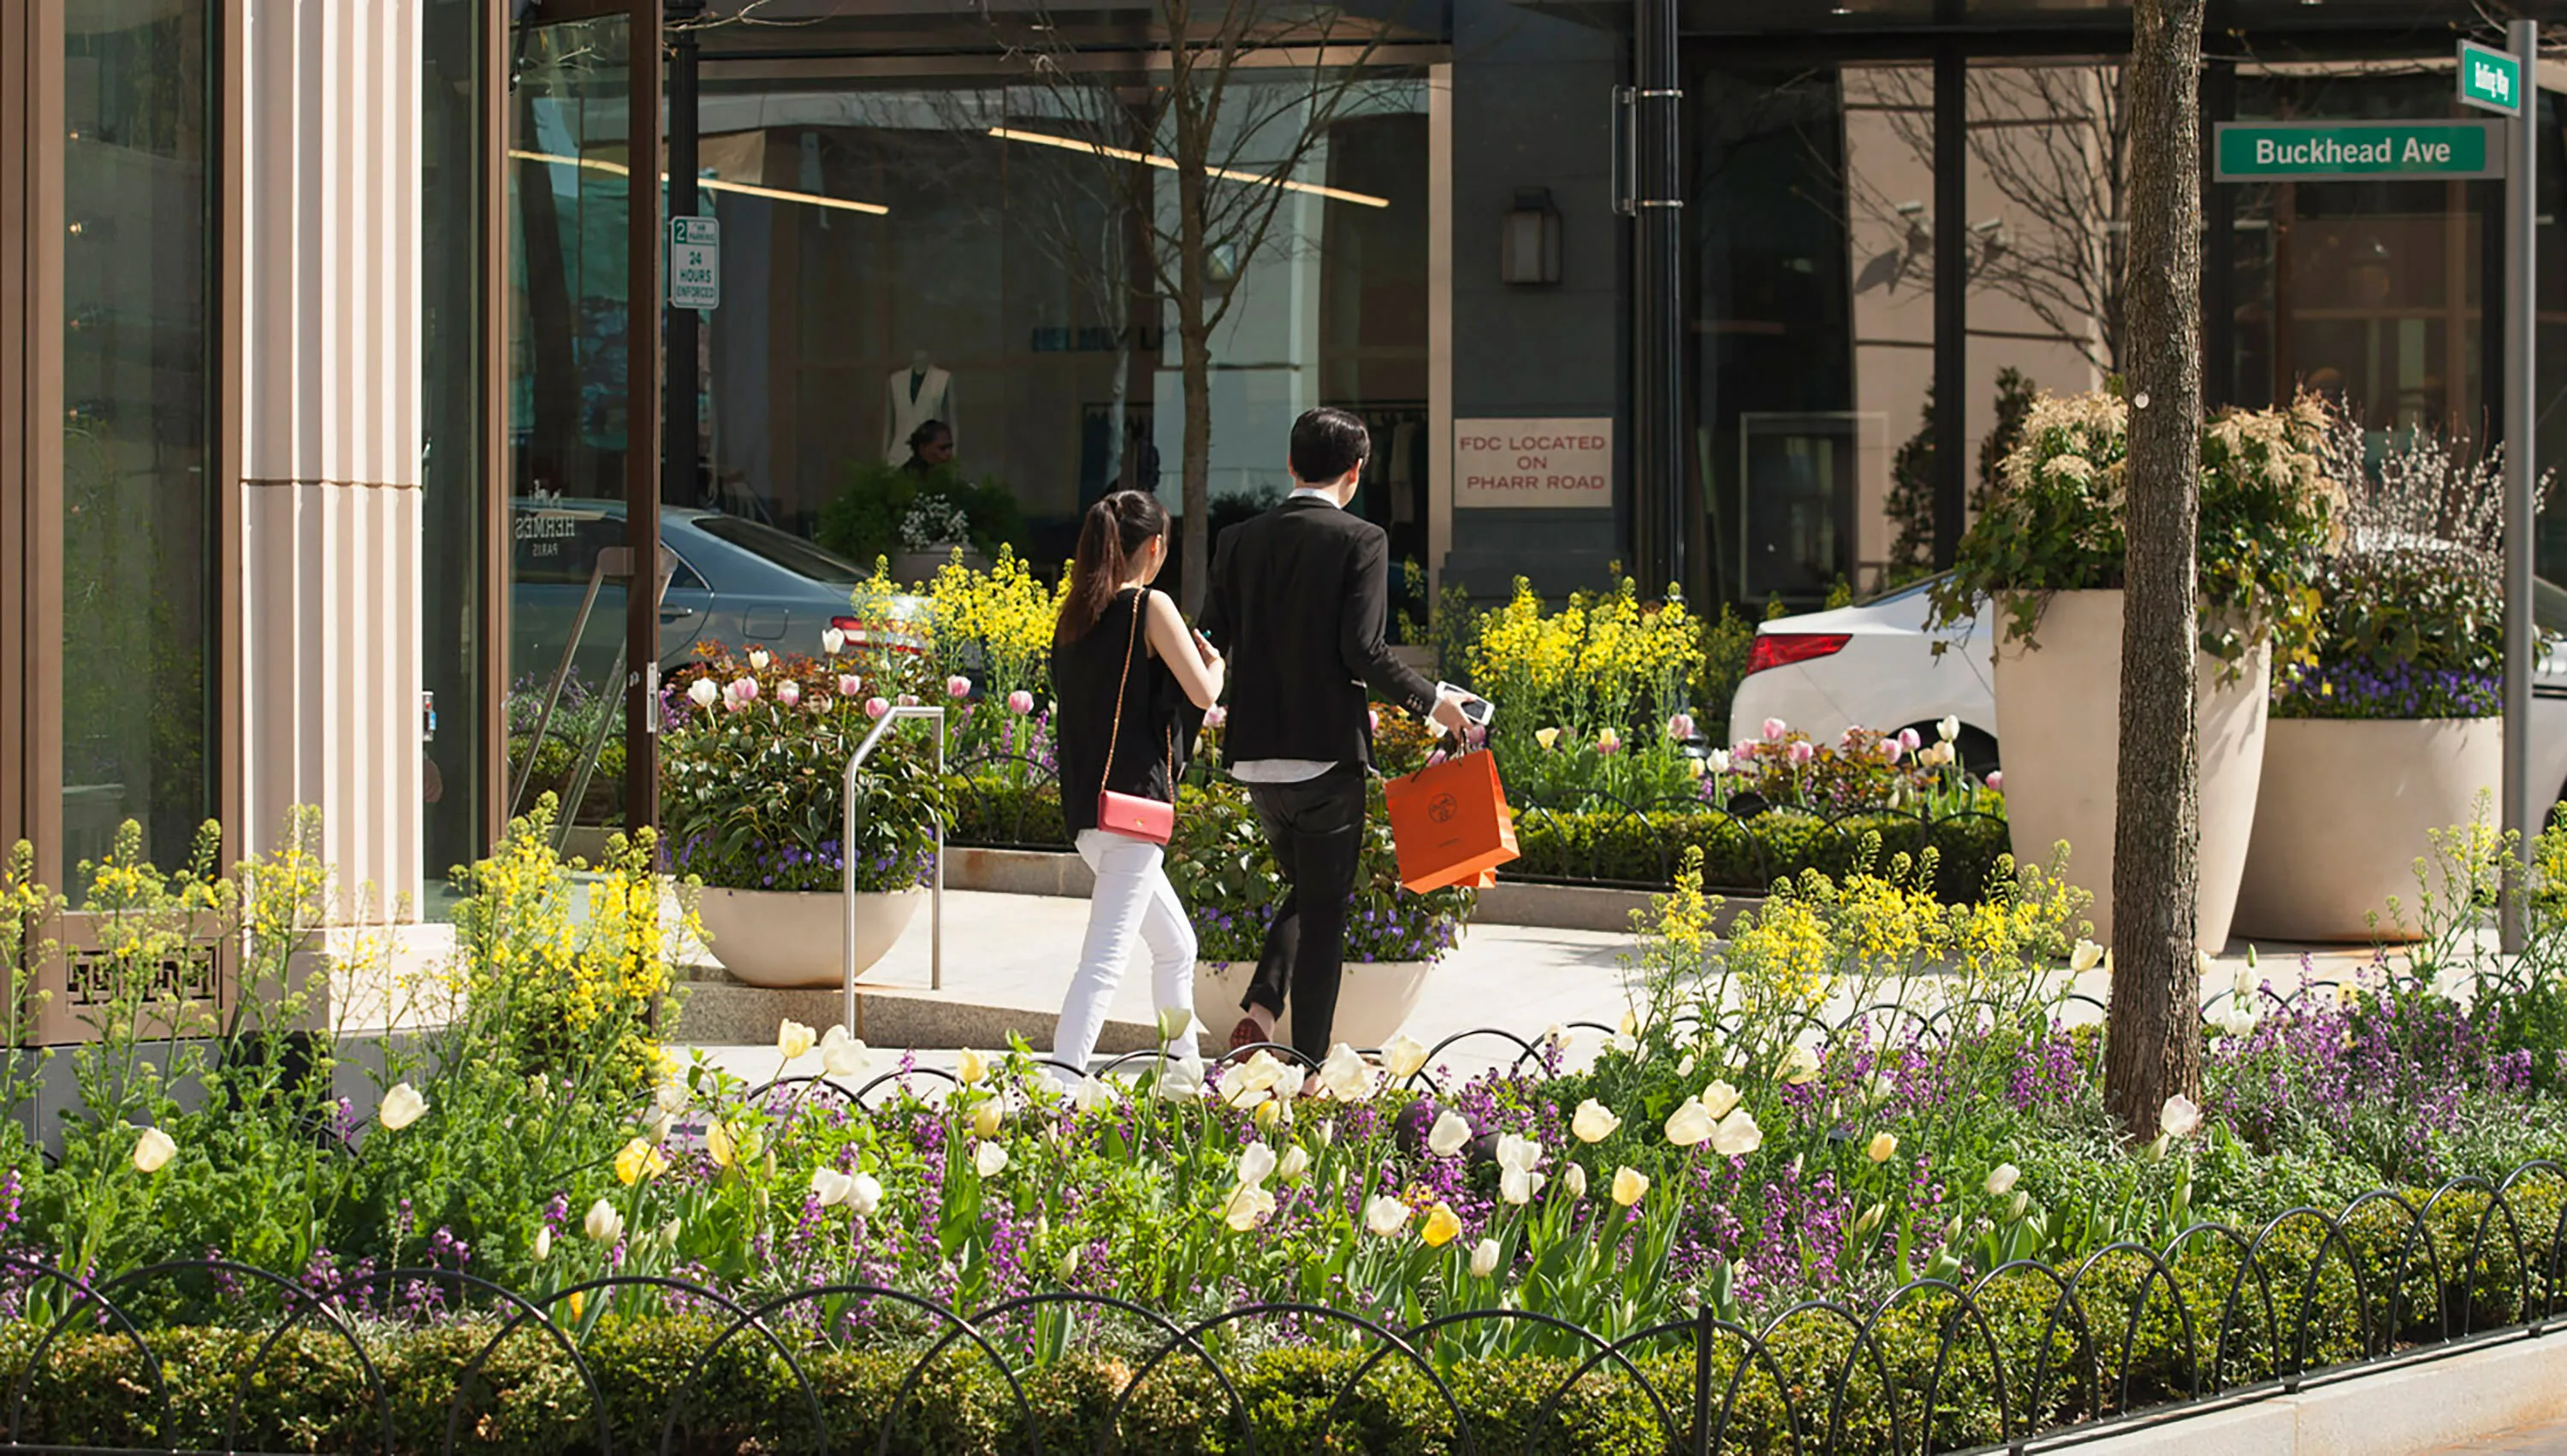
[1175,159,1214,617]
[2104,0,2208,1140]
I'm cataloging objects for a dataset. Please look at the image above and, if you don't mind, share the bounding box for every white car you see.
[1729,575,2567,809]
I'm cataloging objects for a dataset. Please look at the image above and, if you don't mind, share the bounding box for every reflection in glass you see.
[507,16,634,829]
[62,0,216,877]
[423,0,489,896]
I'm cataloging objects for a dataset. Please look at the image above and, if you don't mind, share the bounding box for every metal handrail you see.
[843,706,946,1033]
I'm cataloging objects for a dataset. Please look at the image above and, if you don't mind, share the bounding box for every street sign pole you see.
[2503,19,2537,951]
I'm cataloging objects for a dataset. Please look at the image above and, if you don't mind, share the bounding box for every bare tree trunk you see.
[1175,156,1214,616]
[2104,0,2207,1140]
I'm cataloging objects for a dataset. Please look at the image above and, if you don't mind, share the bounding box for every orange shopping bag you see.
[1384,749,1520,893]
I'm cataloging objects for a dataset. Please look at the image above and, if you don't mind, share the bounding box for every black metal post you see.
[665,3,701,511]
[622,0,664,834]
[1931,39,1967,570]
[1631,0,1685,595]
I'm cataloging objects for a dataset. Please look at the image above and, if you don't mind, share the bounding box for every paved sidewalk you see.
[2424,1419,2567,1453]
[675,883,2412,1088]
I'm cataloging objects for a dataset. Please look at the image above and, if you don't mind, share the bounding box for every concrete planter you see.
[696,887,923,988]
[1191,960,1436,1050]
[1992,589,2270,950]
[2233,716,2499,943]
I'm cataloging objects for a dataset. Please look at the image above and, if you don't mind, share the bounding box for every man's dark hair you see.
[1289,407,1371,485]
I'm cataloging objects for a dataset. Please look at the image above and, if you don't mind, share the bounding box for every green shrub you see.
[1510,806,2010,901]
[9,1177,2556,1455]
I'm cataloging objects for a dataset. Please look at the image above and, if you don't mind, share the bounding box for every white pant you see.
[1053,828,1199,1076]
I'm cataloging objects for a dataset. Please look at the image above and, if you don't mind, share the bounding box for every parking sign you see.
[668,216,720,310]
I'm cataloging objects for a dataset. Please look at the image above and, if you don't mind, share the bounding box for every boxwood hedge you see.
[942,773,2013,903]
[7,1182,2557,1455]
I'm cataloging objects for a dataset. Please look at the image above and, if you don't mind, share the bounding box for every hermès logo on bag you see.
[1428,793,1459,825]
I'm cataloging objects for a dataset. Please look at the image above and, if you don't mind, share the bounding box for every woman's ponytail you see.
[1056,490,1171,642]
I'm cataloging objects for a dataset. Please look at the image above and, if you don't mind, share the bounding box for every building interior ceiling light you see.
[505,149,890,216]
[984,127,1390,208]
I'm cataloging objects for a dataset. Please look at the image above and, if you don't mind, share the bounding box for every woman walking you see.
[1049,490,1224,1076]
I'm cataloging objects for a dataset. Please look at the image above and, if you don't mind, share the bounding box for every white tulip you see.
[1156,1006,1195,1044]
[1561,1162,1588,1201]
[821,627,847,655]
[1277,1144,1311,1181]
[1313,1043,1378,1103]
[1710,1106,1763,1158]
[1938,714,1960,743]
[2069,939,2107,974]
[132,1127,175,1175]
[820,1025,869,1078]
[1470,1238,1502,1279]
[1223,1051,1292,1109]
[1071,1075,1116,1113]
[1363,1194,1412,1237]
[1570,1099,1621,1144]
[1383,1033,1430,1080]
[2218,1000,2262,1038]
[1235,1142,1279,1191]
[686,678,720,709]
[956,1048,990,1085]
[1610,1167,1650,1207]
[532,1226,553,1263]
[1676,1052,1697,1078]
[1157,1054,1206,1102]
[2159,1093,2202,1142]
[1220,1183,1278,1233]
[378,1082,428,1132]
[974,1141,1009,1177]
[1706,749,1732,775]
[1496,1133,1546,1204]
[811,1167,856,1207]
[1427,1110,1473,1158]
[584,1199,625,1245]
[2194,950,2216,981]
[655,1076,690,1117]
[1700,1080,1741,1121]
[1985,1163,2021,1198]
[1663,1096,1715,1149]
[971,1098,1005,1139]
[747,648,771,671]
[775,1020,816,1062]
[847,1172,883,1218]
[1776,1044,1822,1086]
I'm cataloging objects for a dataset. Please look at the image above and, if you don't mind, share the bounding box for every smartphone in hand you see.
[1435,682,1495,727]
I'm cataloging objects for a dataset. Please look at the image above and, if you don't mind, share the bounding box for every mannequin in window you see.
[886,350,954,463]
[900,419,955,476]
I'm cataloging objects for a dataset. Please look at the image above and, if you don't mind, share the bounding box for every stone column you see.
[231,0,426,920]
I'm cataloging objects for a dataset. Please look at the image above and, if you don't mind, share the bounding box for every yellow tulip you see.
[1420,1201,1462,1248]
[1610,1167,1649,1207]
[1867,1132,1899,1163]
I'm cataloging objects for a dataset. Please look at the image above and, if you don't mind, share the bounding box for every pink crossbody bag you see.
[1095,588,1177,844]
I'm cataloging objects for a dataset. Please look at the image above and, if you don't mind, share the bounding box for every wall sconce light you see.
[1500,186,1562,286]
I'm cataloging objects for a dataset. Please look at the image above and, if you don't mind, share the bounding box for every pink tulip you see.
[1425,749,1449,769]
[946,675,972,700]
[1733,739,1758,761]
[1666,713,1695,742]
[1369,708,1381,733]
[1203,705,1229,730]
[1006,690,1035,715]
[1881,738,1905,765]
[774,679,802,708]
[1762,718,1787,743]
[1986,771,2004,791]
[722,677,759,712]
[838,673,863,698]
[864,696,890,719]
[897,694,920,707]
[1787,741,1816,766]
[1899,727,1922,752]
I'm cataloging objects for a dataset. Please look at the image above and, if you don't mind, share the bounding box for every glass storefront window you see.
[424,0,489,897]
[62,0,216,878]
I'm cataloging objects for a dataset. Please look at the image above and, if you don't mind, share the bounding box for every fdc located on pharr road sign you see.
[2459,38,2524,115]
[2213,119,2504,181]
[669,216,720,311]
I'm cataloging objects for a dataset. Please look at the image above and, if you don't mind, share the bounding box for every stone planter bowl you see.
[1190,960,1436,1051]
[2233,715,2499,943]
[696,886,924,988]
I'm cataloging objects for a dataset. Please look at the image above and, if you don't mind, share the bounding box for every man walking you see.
[1199,407,1471,1067]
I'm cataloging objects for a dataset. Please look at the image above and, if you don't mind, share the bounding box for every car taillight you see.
[1745,632,1852,676]
[831,615,863,635]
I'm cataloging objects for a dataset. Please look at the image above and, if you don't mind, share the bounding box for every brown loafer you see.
[1229,1017,1264,1052]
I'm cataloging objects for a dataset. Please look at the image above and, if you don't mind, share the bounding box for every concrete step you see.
[666,962,1161,1057]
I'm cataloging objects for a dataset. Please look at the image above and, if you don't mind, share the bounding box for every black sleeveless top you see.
[1054,588,1201,837]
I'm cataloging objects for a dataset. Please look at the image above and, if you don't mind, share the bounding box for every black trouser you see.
[1242,768,1368,1067]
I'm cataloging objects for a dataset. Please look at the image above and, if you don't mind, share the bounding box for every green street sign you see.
[2213,121,2505,181]
[2459,39,2523,116]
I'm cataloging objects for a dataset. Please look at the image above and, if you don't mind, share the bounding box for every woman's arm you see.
[1146,590,1224,708]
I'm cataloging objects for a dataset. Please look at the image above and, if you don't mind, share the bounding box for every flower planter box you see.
[2232,716,2499,944]
[695,887,923,989]
[1993,589,2270,950]
[1190,959,1435,1050]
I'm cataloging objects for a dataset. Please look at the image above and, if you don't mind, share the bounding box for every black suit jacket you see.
[1198,494,1438,770]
